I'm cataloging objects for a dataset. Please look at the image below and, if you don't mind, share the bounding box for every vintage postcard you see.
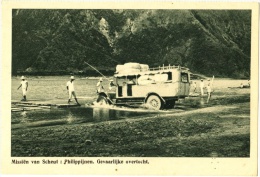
[0,0,258,176]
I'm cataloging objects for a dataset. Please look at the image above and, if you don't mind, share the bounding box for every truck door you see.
[181,72,189,96]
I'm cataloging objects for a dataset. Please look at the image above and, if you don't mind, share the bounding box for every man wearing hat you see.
[96,77,104,93]
[17,76,28,101]
[108,79,116,91]
[66,76,80,105]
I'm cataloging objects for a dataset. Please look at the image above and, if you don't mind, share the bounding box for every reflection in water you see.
[66,111,74,124]
[20,111,28,123]
[12,107,153,128]
[93,108,110,121]
[92,107,132,121]
[200,97,205,106]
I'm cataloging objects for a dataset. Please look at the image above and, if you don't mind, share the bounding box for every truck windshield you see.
[181,73,189,83]
[116,76,137,86]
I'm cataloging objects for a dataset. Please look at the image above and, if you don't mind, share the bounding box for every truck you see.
[98,62,191,110]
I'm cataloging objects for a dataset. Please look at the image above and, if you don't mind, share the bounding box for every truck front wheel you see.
[96,95,108,105]
[146,95,162,110]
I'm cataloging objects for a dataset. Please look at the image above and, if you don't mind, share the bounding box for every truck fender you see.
[144,92,166,104]
[98,92,108,98]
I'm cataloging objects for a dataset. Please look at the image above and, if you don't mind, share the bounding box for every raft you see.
[56,104,81,108]
[11,100,81,112]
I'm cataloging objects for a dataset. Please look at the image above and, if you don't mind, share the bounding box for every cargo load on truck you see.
[115,63,149,75]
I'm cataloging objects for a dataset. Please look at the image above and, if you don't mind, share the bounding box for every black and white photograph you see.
[1,1,258,176]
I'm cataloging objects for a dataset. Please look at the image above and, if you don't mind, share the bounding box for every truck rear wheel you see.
[146,95,162,110]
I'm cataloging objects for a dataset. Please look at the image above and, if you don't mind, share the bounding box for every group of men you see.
[191,79,212,98]
[17,76,116,105]
[96,77,116,92]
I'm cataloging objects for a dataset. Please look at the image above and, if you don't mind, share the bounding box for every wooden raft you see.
[11,100,80,112]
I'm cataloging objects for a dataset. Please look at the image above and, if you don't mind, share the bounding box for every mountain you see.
[12,9,251,78]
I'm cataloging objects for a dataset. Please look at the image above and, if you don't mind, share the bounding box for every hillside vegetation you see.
[12,9,251,78]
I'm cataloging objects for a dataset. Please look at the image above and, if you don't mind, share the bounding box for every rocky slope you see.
[12,9,251,77]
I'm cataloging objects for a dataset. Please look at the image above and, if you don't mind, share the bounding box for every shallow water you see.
[11,106,156,129]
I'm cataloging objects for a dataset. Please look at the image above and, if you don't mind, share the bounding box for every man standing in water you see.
[200,79,204,96]
[96,77,104,93]
[17,76,28,101]
[207,83,212,103]
[66,76,80,105]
